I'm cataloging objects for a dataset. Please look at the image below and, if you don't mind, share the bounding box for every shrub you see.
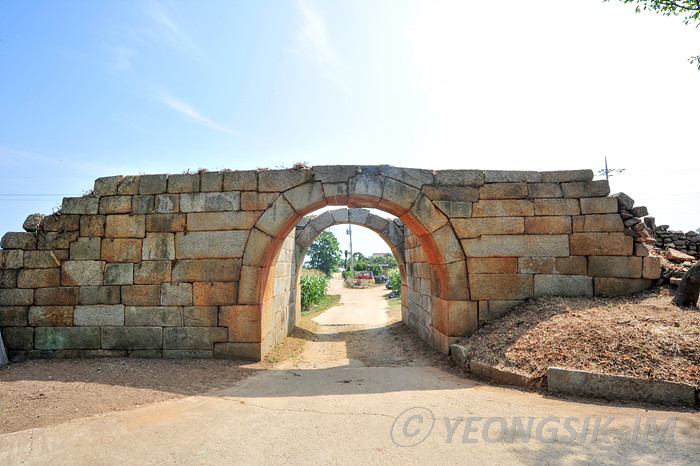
[387,268,401,295]
[300,274,328,309]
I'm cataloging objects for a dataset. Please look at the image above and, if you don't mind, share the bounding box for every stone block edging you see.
[450,344,698,407]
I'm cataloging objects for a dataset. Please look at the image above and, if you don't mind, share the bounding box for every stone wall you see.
[0,166,662,361]
[655,227,700,259]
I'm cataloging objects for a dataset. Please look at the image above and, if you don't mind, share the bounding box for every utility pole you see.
[347,224,354,281]
[598,156,625,181]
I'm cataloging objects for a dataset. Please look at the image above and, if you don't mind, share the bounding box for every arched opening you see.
[239,168,474,360]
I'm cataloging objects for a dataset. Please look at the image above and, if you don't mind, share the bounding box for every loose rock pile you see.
[655,227,699,260]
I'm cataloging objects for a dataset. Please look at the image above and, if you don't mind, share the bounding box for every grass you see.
[385,293,401,310]
[302,294,341,317]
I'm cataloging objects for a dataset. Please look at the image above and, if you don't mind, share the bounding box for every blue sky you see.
[1,0,699,255]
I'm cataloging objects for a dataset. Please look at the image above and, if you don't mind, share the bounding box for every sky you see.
[1,0,698,256]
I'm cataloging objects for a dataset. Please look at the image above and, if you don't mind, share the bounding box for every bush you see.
[300,274,328,309]
[387,268,401,295]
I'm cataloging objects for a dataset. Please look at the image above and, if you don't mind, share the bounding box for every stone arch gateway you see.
[0,166,661,361]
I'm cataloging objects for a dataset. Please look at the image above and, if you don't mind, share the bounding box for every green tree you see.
[606,0,700,68]
[307,231,342,277]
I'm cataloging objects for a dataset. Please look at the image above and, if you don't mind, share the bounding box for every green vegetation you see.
[387,268,401,295]
[307,230,342,276]
[300,269,328,310]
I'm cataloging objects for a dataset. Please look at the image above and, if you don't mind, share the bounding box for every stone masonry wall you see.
[0,166,662,361]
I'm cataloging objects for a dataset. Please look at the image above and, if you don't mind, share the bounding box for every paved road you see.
[1,280,698,465]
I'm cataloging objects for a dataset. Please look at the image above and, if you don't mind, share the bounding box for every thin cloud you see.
[111,46,136,74]
[159,93,240,136]
[294,0,347,89]
[144,1,204,59]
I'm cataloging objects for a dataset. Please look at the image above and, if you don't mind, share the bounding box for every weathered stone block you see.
[154,194,180,213]
[78,286,120,305]
[80,215,105,237]
[588,256,642,278]
[62,261,104,286]
[466,258,517,274]
[121,285,160,306]
[61,197,99,215]
[378,178,419,215]
[101,238,142,263]
[219,305,260,341]
[254,196,298,238]
[125,306,182,326]
[580,197,618,214]
[569,233,633,256]
[0,270,17,288]
[214,342,260,360]
[167,173,200,193]
[527,183,562,198]
[321,182,348,205]
[243,229,277,267]
[0,306,27,326]
[0,250,24,269]
[462,235,570,257]
[175,231,248,259]
[184,306,218,327]
[379,165,434,189]
[434,170,484,186]
[23,214,44,232]
[28,306,73,326]
[69,237,100,261]
[642,257,661,279]
[200,171,223,192]
[534,275,593,297]
[445,300,478,337]
[405,194,448,235]
[105,215,146,238]
[117,175,140,195]
[452,217,524,239]
[484,170,539,183]
[540,170,593,183]
[163,327,228,350]
[1,327,34,350]
[34,287,77,305]
[35,327,99,350]
[524,216,572,235]
[556,256,587,275]
[1,232,37,250]
[17,268,61,288]
[146,213,186,232]
[312,165,359,183]
[533,199,580,216]
[472,200,534,218]
[594,277,652,296]
[469,274,533,300]
[93,175,123,196]
[223,170,257,191]
[562,180,610,198]
[284,182,326,213]
[433,201,472,218]
[186,211,260,231]
[41,214,80,232]
[171,259,241,282]
[99,196,132,214]
[634,243,650,257]
[23,250,66,269]
[480,182,528,200]
[518,257,556,274]
[180,192,241,212]
[611,192,635,210]
[161,283,192,306]
[142,232,175,260]
[131,195,155,214]
[104,262,134,285]
[74,304,125,326]
[257,168,312,192]
[347,174,383,208]
[240,192,277,211]
[139,174,168,195]
[134,261,171,284]
[193,281,237,306]
[573,214,623,232]
[101,327,162,350]
[37,231,79,250]
[478,300,522,323]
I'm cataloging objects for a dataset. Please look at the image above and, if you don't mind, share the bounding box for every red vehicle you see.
[354,272,373,279]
